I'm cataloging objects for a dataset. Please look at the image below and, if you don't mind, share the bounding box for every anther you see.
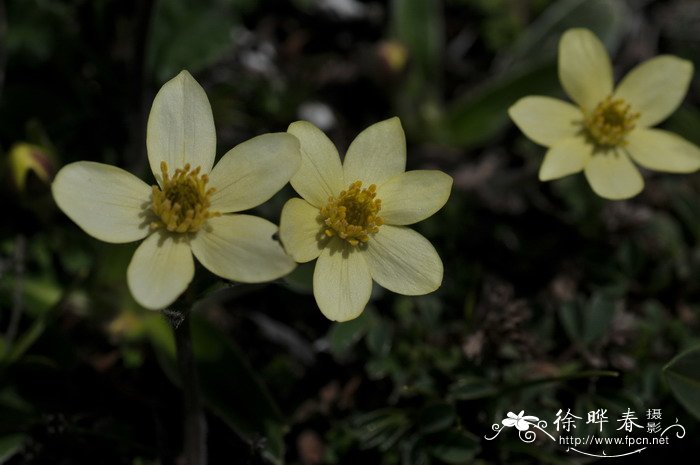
[319,180,384,246]
[150,162,220,233]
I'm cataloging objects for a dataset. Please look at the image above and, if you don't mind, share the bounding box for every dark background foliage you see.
[1,0,700,464]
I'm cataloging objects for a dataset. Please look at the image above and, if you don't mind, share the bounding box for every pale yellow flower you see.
[279,118,452,322]
[509,28,700,200]
[52,71,300,309]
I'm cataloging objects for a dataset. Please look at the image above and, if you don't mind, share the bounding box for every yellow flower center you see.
[150,161,220,233]
[584,96,640,147]
[319,180,384,246]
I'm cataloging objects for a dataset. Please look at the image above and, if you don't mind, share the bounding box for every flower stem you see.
[169,309,207,465]
[5,234,26,356]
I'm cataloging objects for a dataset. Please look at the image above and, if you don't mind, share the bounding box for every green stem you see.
[5,235,26,356]
[0,0,7,100]
[170,310,207,465]
[499,370,619,396]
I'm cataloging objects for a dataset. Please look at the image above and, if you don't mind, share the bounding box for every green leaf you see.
[435,62,559,149]
[418,402,456,434]
[391,0,443,81]
[447,377,498,401]
[366,317,392,357]
[664,104,700,147]
[558,290,617,345]
[147,0,239,82]
[391,0,444,133]
[282,261,314,295]
[436,0,629,150]
[351,409,410,452]
[582,291,616,344]
[497,0,627,70]
[22,276,62,316]
[663,345,700,420]
[328,309,375,358]
[148,314,287,464]
[0,434,27,464]
[6,317,47,363]
[428,430,480,464]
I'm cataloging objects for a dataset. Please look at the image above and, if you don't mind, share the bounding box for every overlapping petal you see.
[127,232,194,310]
[190,215,295,283]
[52,161,151,243]
[508,97,582,147]
[313,241,372,322]
[584,151,643,200]
[279,198,324,263]
[365,226,442,295]
[626,128,700,173]
[209,133,300,213]
[288,121,345,207]
[343,117,406,187]
[538,137,591,181]
[146,70,216,183]
[377,170,452,226]
[614,56,693,128]
[558,28,613,112]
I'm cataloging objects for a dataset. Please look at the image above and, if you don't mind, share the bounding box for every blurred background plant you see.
[1,0,700,464]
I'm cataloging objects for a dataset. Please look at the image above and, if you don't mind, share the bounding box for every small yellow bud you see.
[9,143,55,191]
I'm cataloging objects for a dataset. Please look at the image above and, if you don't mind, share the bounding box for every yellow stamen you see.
[150,161,220,233]
[584,96,640,147]
[319,181,384,246]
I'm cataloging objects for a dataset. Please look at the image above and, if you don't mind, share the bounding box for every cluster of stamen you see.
[150,161,220,233]
[319,181,384,246]
[584,96,640,147]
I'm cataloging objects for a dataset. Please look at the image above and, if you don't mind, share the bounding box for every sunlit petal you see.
[539,136,592,181]
[52,161,151,243]
[127,232,194,310]
[584,150,643,200]
[614,56,693,128]
[190,215,296,283]
[626,128,700,173]
[377,170,452,225]
[558,28,613,112]
[365,226,442,295]
[209,133,301,213]
[509,96,583,147]
[343,117,406,187]
[288,120,345,207]
[313,241,372,322]
[147,70,216,183]
[279,197,325,263]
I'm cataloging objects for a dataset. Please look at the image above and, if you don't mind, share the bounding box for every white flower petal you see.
[626,128,700,173]
[508,96,583,147]
[502,419,517,427]
[377,170,452,226]
[147,70,216,183]
[365,225,442,295]
[127,232,194,310]
[190,215,296,283]
[279,198,324,263]
[342,117,406,187]
[539,136,592,181]
[614,56,694,128]
[515,420,531,431]
[209,133,301,213]
[52,161,151,243]
[313,240,372,322]
[288,120,345,207]
[558,28,614,112]
[584,150,644,200]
